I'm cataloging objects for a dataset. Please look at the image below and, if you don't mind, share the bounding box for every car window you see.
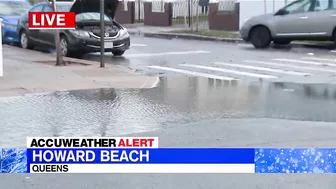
[0,1,32,16]
[76,12,112,22]
[330,0,336,9]
[30,4,44,12]
[43,5,53,12]
[283,0,314,14]
[314,0,329,10]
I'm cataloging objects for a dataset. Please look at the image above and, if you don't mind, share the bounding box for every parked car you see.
[0,0,32,44]
[240,0,336,48]
[17,0,130,57]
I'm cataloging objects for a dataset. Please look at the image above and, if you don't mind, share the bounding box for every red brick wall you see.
[115,1,135,24]
[208,2,240,31]
[144,2,172,26]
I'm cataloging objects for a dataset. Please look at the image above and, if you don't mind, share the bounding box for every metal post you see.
[188,0,191,27]
[196,0,199,32]
[0,18,3,77]
[51,0,64,66]
[100,0,105,67]
[138,0,141,23]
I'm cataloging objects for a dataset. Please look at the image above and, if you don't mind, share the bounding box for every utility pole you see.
[100,0,105,67]
[51,0,64,66]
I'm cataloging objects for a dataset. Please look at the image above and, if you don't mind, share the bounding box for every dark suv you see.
[16,0,130,57]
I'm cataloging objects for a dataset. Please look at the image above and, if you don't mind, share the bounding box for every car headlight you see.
[69,29,90,38]
[119,28,129,38]
[1,22,17,30]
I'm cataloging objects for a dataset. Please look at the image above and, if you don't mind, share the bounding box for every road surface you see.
[84,35,336,84]
[1,36,336,188]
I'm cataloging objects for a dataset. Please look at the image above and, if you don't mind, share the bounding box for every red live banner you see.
[28,12,75,29]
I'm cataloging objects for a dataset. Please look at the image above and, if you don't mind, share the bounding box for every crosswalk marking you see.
[214,62,311,76]
[146,53,336,82]
[273,58,336,67]
[243,60,336,73]
[301,57,336,63]
[179,64,278,79]
[126,51,210,58]
[147,65,237,81]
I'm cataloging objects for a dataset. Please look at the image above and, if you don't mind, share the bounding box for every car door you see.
[272,0,316,37]
[306,0,336,36]
[27,4,44,43]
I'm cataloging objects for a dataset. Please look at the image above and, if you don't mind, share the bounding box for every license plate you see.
[104,42,113,49]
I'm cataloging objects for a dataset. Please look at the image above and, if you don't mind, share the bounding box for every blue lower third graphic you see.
[1,148,336,173]
[1,148,27,173]
[255,148,336,173]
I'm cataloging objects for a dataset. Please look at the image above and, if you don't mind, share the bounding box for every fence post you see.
[0,18,3,77]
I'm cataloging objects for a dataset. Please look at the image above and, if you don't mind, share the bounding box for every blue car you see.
[0,0,31,44]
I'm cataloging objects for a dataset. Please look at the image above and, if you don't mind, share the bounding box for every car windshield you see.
[76,12,112,22]
[0,1,31,16]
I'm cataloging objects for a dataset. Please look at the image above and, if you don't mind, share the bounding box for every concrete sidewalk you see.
[0,45,160,97]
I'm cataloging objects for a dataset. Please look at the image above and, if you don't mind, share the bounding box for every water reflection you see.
[272,82,336,100]
[1,77,336,147]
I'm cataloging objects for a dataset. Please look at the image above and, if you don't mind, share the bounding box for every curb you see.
[129,31,336,50]
[3,45,137,74]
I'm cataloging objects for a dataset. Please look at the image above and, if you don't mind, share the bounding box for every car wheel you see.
[273,40,291,45]
[111,50,125,56]
[250,26,271,49]
[20,30,33,49]
[60,36,70,57]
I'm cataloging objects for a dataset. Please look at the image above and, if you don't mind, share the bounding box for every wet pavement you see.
[2,37,336,188]
[2,77,336,188]
[1,77,336,147]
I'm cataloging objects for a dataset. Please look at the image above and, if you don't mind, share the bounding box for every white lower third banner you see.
[29,164,256,173]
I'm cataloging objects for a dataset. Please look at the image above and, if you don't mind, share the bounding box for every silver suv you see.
[240,0,336,48]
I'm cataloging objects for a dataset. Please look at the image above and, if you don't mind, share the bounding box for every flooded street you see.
[2,35,336,189]
[1,77,336,147]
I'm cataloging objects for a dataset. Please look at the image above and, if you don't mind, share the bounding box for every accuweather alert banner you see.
[0,137,336,173]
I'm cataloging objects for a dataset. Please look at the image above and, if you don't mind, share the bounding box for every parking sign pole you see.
[0,18,3,77]
[100,0,105,67]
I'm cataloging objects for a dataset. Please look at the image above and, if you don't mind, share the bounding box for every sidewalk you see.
[125,24,336,50]
[0,45,160,97]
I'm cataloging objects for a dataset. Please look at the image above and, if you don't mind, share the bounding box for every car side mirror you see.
[275,8,287,16]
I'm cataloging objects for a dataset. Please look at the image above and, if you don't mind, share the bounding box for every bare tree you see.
[50,0,65,66]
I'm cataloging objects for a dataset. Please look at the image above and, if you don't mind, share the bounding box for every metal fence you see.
[134,0,237,30]
[171,0,237,30]
[135,0,145,22]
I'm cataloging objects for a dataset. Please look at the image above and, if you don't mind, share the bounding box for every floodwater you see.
[1,77,336,147]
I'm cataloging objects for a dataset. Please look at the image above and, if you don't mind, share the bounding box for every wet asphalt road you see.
[2,37,336,188]
[83,35,336,84]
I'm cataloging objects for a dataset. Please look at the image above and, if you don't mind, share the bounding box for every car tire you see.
[60,35,70,57]
[111,50,125,56]
[20,30,34,49]
[250,26,272,49]
[273,40,291,45]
